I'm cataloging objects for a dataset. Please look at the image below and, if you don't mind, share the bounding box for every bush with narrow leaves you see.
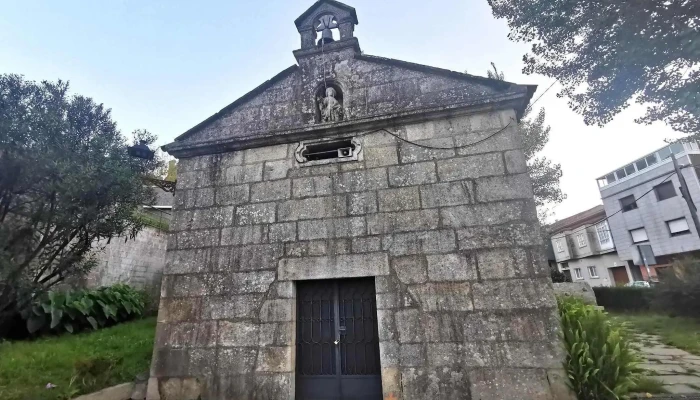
[21,284,145,335]
[558,296,638,400]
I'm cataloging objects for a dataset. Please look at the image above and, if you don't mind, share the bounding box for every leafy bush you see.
[654,258,700,317]
[551,268,572,283]
[592,287,652,312]
[21,284,145,336]
[558,297,639,400]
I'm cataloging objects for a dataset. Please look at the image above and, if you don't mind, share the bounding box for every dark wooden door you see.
[296,278,383,400]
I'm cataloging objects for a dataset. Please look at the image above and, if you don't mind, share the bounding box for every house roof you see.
[294,0,359,28]
[548,205,607,234]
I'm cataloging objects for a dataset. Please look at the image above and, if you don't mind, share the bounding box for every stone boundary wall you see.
[87,226,167,291]
[152,109,571,399]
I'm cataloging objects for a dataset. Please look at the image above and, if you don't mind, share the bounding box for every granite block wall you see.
[150,109,570,399]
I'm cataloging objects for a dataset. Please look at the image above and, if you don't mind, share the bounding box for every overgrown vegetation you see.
[488,0,699,137]
[486,63,565,221]
[0,74,162,334]
[558,297,639,400]
[0,317,155,400]
[654,258,700,318]
[21,284,145,337]
[592,287,653,312]
[611,313,700,356]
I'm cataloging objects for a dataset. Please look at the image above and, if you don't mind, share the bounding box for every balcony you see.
[597,142,700,189]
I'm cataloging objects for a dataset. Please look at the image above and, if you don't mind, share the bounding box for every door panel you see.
[296,278,382,400]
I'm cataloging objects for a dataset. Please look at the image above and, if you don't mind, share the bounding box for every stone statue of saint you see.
[318,87,344,122]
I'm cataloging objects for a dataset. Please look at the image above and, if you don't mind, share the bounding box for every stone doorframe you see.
[277,252,396,398]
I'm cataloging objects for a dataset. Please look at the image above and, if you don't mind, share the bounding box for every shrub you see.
[558,297,639,400]
[20,284,145,336]
[654,258,700,317]
[592,287,652,312]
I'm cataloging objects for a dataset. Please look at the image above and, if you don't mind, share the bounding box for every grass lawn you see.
[610,312,700,355]
[0,317,156,400]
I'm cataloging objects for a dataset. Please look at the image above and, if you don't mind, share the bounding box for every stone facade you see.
[154,1,571,399]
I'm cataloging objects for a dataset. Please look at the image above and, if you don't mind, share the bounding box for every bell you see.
[318,28,335,45]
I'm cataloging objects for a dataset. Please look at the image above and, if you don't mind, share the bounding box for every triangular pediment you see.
[166,54,534,155]
[295,0,358,29]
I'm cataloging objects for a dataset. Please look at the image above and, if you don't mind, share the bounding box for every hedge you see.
[592,287,653,312]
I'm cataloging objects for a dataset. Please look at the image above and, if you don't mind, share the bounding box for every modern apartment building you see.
[550,205,628,286]
[596,142,700,280]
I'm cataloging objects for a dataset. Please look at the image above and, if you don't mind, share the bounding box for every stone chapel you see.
[153,1,573,399]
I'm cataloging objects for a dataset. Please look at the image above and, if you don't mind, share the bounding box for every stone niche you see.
[153,1,573,399]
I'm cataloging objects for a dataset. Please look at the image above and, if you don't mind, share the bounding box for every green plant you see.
[654,258,700,317]
[22,284,145,336]
[592,287,653,312]
[558,297,639,399]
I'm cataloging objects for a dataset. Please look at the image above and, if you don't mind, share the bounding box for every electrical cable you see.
[358,119,514,150]
[552,170,677,240]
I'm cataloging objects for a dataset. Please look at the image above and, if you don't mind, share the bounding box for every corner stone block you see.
[472,278,557,310]
[476,247,531,280]
[505,149,528,174]
[278,252,390,281]
[468,368,555,400]
[260,299,294,322]
[263,159,293,180]
[217,321,259,347]
[379,341,400,367]
[364,145,399,168]
[475,173,534,202]
[256,346,293,372]
[220,164,264,186]
[457,222,540,250]
[381,368,403,400]
[158,298,200,323]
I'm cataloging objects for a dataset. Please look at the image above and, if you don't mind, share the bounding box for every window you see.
[624,164,636,175]
[574,268,583,280]
[667,218,690,237]
[587,266,599,278]
[555,240,564,252]
[630,227,649,243]
[620,195,638,212]
[577,233,587,247]
[605,173,617,184]
[615,168,627,180]
[296,138,361,164]
[635,158,648,171]
[645,154,658,167]
[596,221,611,245]
[654,181,677,201]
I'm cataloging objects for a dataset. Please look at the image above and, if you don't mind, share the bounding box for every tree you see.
[486,64,566,219]
[0,74,161,330]
[488,0,700,137]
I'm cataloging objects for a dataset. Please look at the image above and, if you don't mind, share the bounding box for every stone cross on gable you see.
[316,15,338,44]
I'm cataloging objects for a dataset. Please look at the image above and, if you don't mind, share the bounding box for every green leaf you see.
[86,316,98,330]
[50,308,63,329]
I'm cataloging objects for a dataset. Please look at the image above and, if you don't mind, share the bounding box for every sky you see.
[0,0,686,222]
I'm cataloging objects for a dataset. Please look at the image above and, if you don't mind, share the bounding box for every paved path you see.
[634,333,700,395]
